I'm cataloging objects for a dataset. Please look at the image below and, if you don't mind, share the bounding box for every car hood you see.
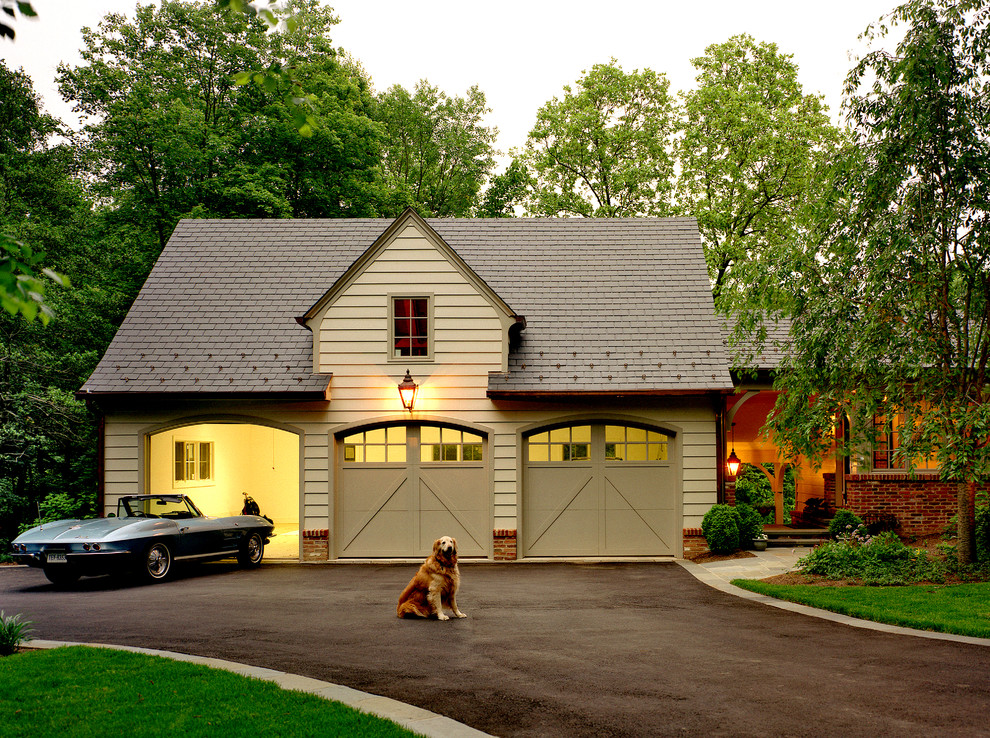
[13,517,167,543]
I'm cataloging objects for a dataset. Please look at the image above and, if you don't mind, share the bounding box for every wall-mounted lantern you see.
[398,369,418,411]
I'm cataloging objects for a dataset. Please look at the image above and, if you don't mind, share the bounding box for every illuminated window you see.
[527,426,592,462]
[872,414,938,472]
[391,297,430,359]
[342,427,407,463]
[421,426,484,462]
[605,425,668,461]
[174,441,213,482]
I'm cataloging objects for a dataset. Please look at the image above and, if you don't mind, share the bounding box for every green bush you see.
[735,503,764,547]
[828,509,864,539]
[797,533,948,585]
[0,611,34,656]
[702,504,741,554]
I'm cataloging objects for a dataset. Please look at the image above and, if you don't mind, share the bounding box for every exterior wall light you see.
[398,369,418,411]
[726,449,742,478]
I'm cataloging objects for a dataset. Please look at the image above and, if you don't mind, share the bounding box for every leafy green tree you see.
[58,0,382,250]
[766,0,990,563]
[373,81,496,217]
[476,159,531,218]
[677,35,840,308]
[520,60,677,217]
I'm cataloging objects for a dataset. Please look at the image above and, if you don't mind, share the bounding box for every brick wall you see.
[723,480,736,506]
[493,529,517,561]
[843,475,956,537]
[683,527,709,557]
[302,529,329,562]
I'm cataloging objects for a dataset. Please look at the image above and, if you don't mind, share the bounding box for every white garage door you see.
[336,425,489,558]
[523,424,678,556]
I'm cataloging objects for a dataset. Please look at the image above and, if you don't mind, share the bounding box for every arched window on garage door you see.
[523,423,678,557]
[336,424,489,558]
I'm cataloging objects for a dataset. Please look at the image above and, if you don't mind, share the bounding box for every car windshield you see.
[118,496,201,520]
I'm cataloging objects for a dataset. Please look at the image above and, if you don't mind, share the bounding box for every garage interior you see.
[147,423,300,559]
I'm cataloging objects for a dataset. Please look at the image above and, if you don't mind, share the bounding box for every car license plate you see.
[46,553,67,564]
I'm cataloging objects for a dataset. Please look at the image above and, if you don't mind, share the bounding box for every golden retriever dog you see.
[396,536,467,620]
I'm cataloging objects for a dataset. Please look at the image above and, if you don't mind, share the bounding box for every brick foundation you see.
[493,529,517,561]
[302,529,329,562]
[683,527,709,557]
[843,475,960,538]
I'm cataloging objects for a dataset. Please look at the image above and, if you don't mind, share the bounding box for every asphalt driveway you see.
[3,561,990,737]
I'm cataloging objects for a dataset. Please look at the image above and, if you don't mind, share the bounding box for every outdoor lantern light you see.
[398,369,418,411]
[726,421,741,477]
[726,448,742,477]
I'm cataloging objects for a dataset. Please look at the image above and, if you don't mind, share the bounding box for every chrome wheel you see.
[238,532,264,567]
[143,542,171,581]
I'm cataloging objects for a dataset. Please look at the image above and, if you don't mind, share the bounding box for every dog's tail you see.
[396,600,431,618]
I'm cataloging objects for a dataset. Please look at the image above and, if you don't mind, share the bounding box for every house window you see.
[391,297,430,359]
[871,415,938,472]
[174,441,213,482]
[421,426,484,462]
[342,427,407,463]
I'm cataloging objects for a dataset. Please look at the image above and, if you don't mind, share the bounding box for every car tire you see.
[141,542,172,582]
[44,567,80,586]
[237,532,264,568]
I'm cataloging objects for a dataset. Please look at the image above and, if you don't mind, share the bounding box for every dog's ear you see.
[451,537,457,553]
[433,538,442,556]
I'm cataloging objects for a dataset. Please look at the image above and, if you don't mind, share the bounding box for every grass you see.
[733,579,990,639]
[0,646,420,738]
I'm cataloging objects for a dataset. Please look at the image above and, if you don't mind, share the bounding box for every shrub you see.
[828,509,864,539]
[797,533,948,585]
[0,611,34,656]
[702,504,740,554]
[735,503,764,547]
[976,503,990,565]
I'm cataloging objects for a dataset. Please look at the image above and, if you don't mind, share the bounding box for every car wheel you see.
[44,567,80,586]
[142,542,172,581]
[237,532,264,568]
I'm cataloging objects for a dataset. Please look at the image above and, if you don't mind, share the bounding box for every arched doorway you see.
[147,422,300,559]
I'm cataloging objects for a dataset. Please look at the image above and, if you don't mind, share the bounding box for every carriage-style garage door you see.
[336,425,489,558]
[523,424,678,556]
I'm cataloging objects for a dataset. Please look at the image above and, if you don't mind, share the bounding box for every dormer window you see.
[391,295,432,360]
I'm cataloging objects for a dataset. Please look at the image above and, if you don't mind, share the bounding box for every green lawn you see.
[733,579,990,639]
[0,646,420,738]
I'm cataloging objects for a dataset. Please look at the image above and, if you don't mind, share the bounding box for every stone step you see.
[766,537,827,547]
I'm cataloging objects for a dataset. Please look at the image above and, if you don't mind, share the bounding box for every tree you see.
[677,35,840,308]
[58,0,382,250]
[0,64,69,322]
[766,0,990,563]
[475,159,531,218]
[520,60,677,218]
[373,81,497,218]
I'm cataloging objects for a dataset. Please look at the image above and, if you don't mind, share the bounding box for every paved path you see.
[5,561,990,737]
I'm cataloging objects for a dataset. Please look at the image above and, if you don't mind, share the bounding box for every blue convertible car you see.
[10,494,274,585]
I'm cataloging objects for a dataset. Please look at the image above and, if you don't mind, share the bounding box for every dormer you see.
[299,209,522,375]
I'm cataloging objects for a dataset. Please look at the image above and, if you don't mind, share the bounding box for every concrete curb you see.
[25,639,494,738]
[677,560,990,648]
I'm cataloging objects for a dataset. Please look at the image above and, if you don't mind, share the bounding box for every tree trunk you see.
[957,481,976,565]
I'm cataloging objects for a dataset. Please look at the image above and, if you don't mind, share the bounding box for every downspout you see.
[714,393,726,504]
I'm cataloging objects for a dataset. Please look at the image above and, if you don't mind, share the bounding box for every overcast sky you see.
[3,0,900,166]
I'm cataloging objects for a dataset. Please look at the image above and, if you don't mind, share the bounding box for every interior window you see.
[174,441,214,481]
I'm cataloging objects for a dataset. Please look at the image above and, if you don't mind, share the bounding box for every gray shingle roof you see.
[80,216,733,397]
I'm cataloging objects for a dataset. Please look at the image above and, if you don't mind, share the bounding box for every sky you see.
[2,0,902,167]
